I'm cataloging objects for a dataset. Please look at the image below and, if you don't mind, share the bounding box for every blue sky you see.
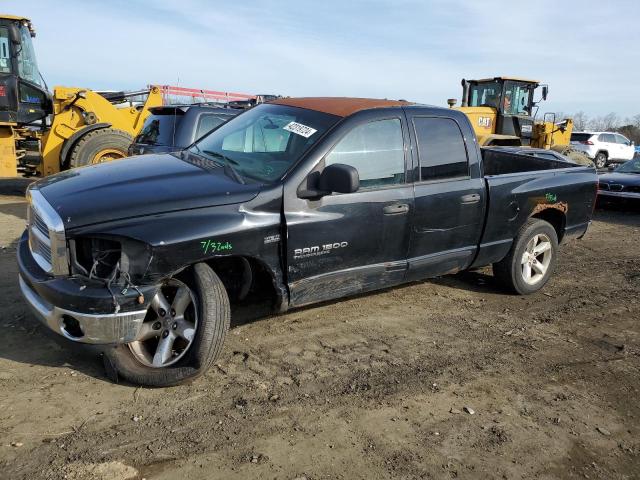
[14,0,640,117]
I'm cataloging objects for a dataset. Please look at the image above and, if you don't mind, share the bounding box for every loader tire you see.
[68,128,132,168]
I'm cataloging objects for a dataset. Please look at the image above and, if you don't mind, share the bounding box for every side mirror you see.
[298,163,359,199]
[608,164,616,171]
[542,85,548,101]
[319,163,359,194]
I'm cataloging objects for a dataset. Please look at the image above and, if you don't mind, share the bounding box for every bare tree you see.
[571,111,589,131]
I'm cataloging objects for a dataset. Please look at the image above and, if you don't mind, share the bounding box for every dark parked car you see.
[128,104,239,156]
[597,158,640,202]
[18,98,598,386]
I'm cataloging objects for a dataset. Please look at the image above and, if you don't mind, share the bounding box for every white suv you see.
[570,132,636,168]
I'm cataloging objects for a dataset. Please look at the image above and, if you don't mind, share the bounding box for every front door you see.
[284,113,413,306]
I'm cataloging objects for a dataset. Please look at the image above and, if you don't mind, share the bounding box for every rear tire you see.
[104,263,230,387]
[493,218,558,295]
[594,151,608,169]
[68,128,133,168]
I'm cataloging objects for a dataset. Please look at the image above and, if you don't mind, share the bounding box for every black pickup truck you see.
[18,97,598,386]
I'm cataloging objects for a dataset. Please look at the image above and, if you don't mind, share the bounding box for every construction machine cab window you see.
[0,27,10,73]
[503,81,533,116]
[16,23,43,87]
[469,81,501,109]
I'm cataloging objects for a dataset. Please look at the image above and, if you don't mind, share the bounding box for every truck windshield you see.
[187,104,340,183]
[17,25,44,87]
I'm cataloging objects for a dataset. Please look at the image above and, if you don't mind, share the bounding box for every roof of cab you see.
[0,14,31,22]
[269,97,414,117]
[471,76,540,84]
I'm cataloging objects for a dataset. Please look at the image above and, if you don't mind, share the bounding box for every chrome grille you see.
[27,188,68,276]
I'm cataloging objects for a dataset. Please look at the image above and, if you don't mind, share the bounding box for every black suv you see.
[128,104,239,156]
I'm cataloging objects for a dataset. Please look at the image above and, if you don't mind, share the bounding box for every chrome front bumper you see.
[19,275,148,344]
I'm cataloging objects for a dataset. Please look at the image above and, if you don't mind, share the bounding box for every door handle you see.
[383,203,409,215]
[461,193,481,204]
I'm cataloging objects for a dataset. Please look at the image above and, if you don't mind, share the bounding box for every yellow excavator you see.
[448,77,590,164]
[0,14,162,177]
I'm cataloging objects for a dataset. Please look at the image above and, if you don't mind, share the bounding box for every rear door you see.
[600,133,618,159]
[284,110,413,306]
[404,111,486,280]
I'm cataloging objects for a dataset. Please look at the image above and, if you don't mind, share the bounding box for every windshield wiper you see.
[201,150,245,184]
[188,145,245,184]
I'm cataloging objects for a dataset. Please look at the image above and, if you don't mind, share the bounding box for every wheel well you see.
[203,256,281,308]
[531,208,566,243]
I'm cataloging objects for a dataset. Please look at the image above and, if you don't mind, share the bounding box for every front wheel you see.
[493,218,558,295]
[103,263,230,386]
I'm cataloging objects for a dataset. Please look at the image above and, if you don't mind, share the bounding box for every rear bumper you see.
[17,230,157,344]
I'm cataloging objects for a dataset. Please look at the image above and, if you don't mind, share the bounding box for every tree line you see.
[554,112,640,144]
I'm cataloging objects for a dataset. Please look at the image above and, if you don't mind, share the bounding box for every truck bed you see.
[481,148,581,176]
[471,148,597,268]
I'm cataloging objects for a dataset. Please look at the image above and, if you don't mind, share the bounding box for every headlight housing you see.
[69,236,152,283]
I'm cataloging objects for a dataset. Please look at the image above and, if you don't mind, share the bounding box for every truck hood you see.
[34,153,261,229]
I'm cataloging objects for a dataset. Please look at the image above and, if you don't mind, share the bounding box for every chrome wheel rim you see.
[520,233,552,286]
[129,278,198,368]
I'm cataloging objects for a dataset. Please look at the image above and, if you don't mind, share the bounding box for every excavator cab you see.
[456,77,546,146]
[0,15,51,126]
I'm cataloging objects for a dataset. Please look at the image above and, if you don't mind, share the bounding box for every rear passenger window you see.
[413,117,469,181]
[325,118,405,189]
[195,115,228,139]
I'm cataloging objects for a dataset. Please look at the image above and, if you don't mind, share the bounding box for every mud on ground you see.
[0,192,638,480]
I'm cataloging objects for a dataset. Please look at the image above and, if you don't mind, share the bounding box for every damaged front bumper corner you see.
[19,276,148,344]
[17,230,157,344]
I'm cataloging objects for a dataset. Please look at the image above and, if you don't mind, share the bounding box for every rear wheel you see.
[594,151,608,169]
[104,263,230,387]
[493,218,558,295]
[68,128,133,168]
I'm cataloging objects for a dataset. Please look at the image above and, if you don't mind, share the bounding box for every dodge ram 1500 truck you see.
[18,97,598,386]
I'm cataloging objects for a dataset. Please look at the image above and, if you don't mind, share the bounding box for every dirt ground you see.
[0,187,639,480]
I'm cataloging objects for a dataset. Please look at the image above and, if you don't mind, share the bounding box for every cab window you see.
[413,117,469,181]
[17,25,43,87]
[195,114,229,140]
[0,27,10,74]
[469,81,501,109]
[502,81,533,115]
[325,118,405,189]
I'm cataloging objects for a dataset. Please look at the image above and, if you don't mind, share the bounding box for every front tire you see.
[104,263,230,387]
[493,218,558,295]
[594,151,608,169]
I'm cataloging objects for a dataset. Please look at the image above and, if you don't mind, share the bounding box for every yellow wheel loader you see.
[0,14,162,177]
[448,77,591,165]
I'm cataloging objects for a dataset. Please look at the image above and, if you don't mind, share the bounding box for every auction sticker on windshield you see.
[283,121,317,138]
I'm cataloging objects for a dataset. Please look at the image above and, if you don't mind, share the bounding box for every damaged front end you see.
[18,187,161,344]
